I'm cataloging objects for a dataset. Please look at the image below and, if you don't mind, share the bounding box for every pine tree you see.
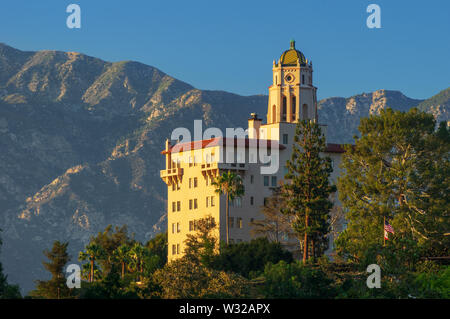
[281,120,336,262]
[30,241,73,299]
[336,108,449,262]
[0,231,21,298]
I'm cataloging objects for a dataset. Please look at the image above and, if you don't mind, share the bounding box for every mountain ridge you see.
[0,43,448,293]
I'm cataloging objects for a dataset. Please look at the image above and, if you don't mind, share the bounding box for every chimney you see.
[248,113,262,139]
[165,139,172,169]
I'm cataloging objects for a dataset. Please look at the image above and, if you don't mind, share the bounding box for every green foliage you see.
[212,171,245,245]
[145,232,168,269]
[153,258,249,299]
[184,216,218,267]
[0,231,21,299]
[337,108,449,261]
[212,237,293,278]
[261,260,335,298]
[282,120,336,261]
[29,241,73,299]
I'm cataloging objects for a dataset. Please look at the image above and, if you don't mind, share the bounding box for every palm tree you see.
[128,243,146,281]
[79,244,104,282]
[212,171,245,245]
[113,244,130,279]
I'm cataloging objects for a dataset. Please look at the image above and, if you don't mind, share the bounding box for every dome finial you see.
[290,39,295,49]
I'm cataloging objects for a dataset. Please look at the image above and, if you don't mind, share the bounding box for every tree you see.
[250,186,295,247]
[212,171,245,245]
[336,108,449,263]
[184,216,218,267]
[89,225,132,277]
[282,120,336,262]
[113,244,130,279]
[30,241,73,299]
[128,243,146,282]
[79,244,105,283]
[0,231,21,299]
[153,258,249,299]
[211,237,293,278]
[262,260,335,298]
[145,232,168,269]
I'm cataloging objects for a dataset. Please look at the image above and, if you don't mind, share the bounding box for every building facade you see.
[160,41,344,261]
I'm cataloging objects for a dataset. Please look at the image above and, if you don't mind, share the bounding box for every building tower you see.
[267,40,317,124]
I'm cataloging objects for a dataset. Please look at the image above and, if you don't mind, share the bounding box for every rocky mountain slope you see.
[0,43,448,293]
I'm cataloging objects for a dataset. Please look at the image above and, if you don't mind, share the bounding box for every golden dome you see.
[279,40,306,66]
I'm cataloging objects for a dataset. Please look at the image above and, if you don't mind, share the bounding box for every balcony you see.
[160,167,184,185]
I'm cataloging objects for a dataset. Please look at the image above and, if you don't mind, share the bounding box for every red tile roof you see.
[161,137,286,154]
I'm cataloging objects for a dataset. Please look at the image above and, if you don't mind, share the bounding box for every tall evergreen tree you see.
[336,108,449,262]
[0,230,21,299]
[30,241,73,299]
[282,120,336,262]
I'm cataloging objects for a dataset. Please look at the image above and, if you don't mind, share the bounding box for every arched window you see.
[302,104,308,120]
[302,74,305,85]
[282,96,287,121]
[272,105,276,123]
[292,96,296,120]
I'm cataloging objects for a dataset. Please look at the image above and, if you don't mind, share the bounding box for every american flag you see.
[384,220,394,234]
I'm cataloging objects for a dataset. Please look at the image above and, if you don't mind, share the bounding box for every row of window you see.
[171,196,216,212]
[171,176,214,191]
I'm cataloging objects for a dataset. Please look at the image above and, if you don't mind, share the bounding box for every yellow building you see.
[160,41,344,261]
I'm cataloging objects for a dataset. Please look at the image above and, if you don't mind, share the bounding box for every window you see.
[237,217,243,229]
[189,157,193,167]
[282,134,288,144]
[271,176,277,187]
[282,96,287,121]
[292,96,296,120]
[172,202,176,212]
[189,221,194,231]
[172,245,176,255]
[189,178,192,188]
[250,218,254,223]
[205,177,209,186]
[250,196,254,205]
[176,244,180,255]
[189,199,193,210]
[250,175,254,184]
[194,198,198,209]
[284,166,289,176]
[193,177,198,188]
[211,196,215,207]
[206,197,209,207]
[263,176,269,186]
[172,183,176,191]
[264,197,269,207]
[172,223,175,234]
[177,223,180,233]
[302,74,305,84]
[229,217,234,228]
[177,201,181,211]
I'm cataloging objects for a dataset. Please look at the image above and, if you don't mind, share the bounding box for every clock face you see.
[285,74,294,83]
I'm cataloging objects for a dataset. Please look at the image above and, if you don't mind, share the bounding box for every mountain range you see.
[0,43,448,293]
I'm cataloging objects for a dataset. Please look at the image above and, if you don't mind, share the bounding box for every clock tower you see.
[267,40,317,124]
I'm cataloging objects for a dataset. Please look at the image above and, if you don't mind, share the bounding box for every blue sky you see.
[1,0,449,100]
